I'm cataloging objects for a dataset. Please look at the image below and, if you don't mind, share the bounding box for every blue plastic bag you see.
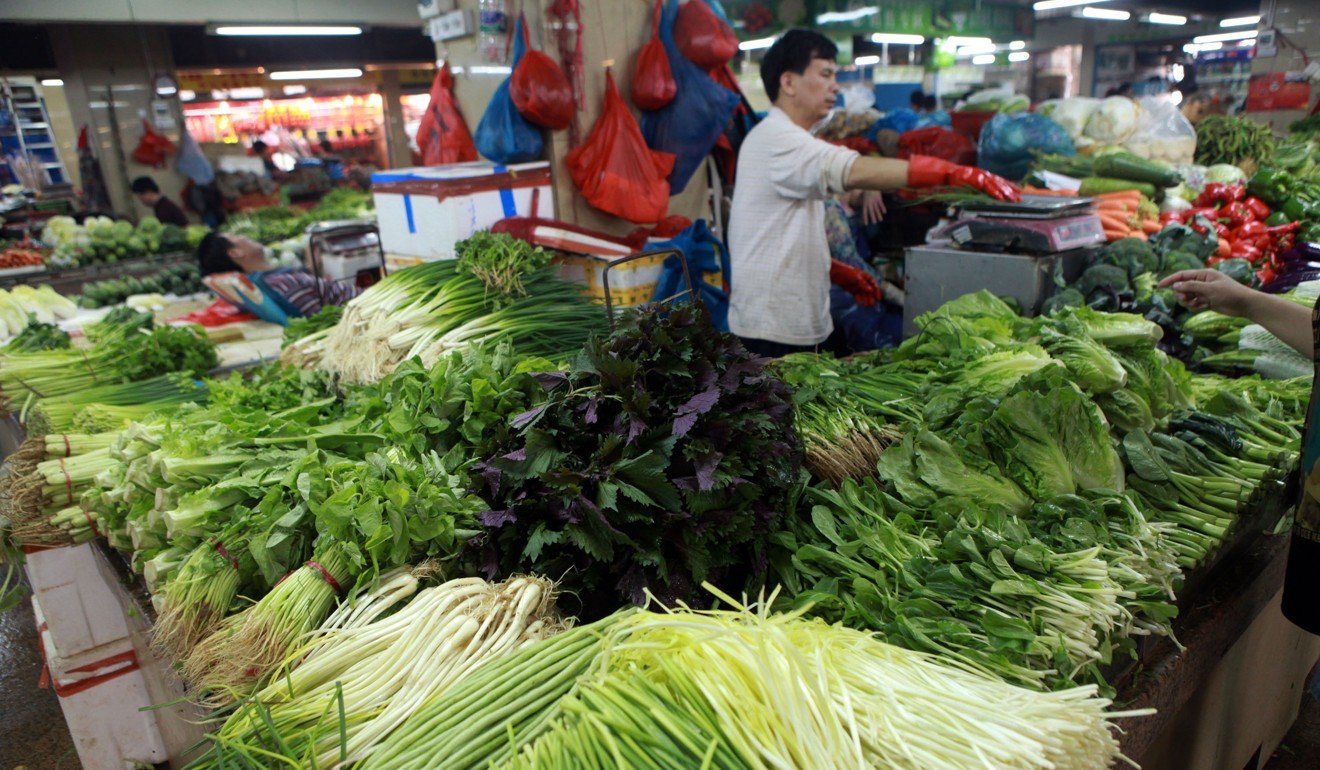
[913,110,952,129]
[978,112,1074,182]
[642,0,738,194]
[475,16,544,164]
[648,220,730,331]
[870,107,920,136]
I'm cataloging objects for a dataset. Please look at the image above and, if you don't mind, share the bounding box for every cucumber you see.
[1092,153,1181,188]
[1078,177,1158,199]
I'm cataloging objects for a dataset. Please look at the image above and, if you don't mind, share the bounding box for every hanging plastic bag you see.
[175,129,215,184]
[418,63,479,166]
[642,0,738,194]
[674,0,739,69]
[632,0,676,111]
[566,69,675,224]
[132,120,175,167]
[475,16,544,164]
[898,127,976,166]
[510,14,574,130]
[649,219,729,330]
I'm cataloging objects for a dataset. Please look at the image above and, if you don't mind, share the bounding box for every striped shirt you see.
[258,269,360,317]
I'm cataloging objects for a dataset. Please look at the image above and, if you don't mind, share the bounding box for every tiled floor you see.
[0,585,77,770]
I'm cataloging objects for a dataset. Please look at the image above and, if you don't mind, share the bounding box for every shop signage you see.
[428,10,473,42]
[1246,72,1312,111]
[723,0,1031,41]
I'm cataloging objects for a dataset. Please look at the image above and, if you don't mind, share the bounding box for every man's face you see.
[135,191,158,206]
[227,235,268,271]
[782,57,840,122]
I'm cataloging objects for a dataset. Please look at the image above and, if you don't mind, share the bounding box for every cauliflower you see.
[1083,97,1139,144]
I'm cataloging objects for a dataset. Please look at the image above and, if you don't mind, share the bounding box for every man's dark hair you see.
[130,176,160,194]
[760,29,838,103]
[252,139,269,154]
[197,232,242,275]
[923,94,938,111]
[910,89,925,108]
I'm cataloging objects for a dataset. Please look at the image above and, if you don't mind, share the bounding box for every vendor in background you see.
[250,140,282,178]
[910,89,926,113]
[728,29,1018,357]
[130,176,189,227]
[1158,269,1319,636]
[197,232,359,317]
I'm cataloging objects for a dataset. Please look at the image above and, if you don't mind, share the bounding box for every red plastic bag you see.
[674,0,739,69]
[897,127,977,166]
[631,0,676,111]
[417,63,479,166]
[510,14,574,130]
[132,120,176,167]
[566,69,676,224]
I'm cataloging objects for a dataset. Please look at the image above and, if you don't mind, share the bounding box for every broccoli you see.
[1099,237,1158,279]
[1075,263,1131,297]
[1041,287,1086,315]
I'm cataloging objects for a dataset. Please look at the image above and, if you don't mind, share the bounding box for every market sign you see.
[723,0,1032,41]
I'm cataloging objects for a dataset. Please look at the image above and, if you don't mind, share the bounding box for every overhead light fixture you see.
[1192,30,1257,44]
[1009,40,1026,50]
[156,86,177,96]
[1146,12,1187,25]
[213,25,363,36]
[1009,52,1031,62]
[179,89,196,101]
[972,54,997,65]
[225,87,265,99]
[1033,0,1111,10]
[1080,7,1131,20]
[40,78,63,87]
[1238,39,1257,47]
[957,43,998,56]
[816,7,878,24]
[467,66,513,75]
[282,85,307,96]
[853,55,881,66]
[269,68,363,81]
[1183,41,1223,54]
[946,36,992,46]
[1219,15,1260,28]
[871,33,926,44]
[739,36,776,51]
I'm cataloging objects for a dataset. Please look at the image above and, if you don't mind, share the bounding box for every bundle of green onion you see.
[21,374,207,434]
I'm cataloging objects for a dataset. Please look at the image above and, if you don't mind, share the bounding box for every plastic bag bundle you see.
[132,120,176,167]
[978,112,1075,182]
[673,0,739,69]
[641,0,738,194]
[474,16,544,164]
[566,69,676,224]
[897,127,976,166]
[632,0,676,110]
[1124,97,1196,166]
[417,63,479,166]
[510,14,574,130]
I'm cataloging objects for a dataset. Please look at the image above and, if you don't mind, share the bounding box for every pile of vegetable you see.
[41,215,189,268]
[222,188,374,245]
[1246,138,1320,251]
[0,237,48,269]
[284,232,606,383]
[5,317,70,353]
[0,285,77,341]
[77,263,204,308]
[1194,115,1276,172]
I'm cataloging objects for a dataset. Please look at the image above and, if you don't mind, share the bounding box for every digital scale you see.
[307,219,386,287]
[941,195,1106,255]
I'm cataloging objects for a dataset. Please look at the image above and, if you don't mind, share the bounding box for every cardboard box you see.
[371,161,553,260]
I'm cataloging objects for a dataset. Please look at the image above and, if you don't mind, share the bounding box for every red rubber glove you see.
[830,260,880,307]
[906,154,1021,202]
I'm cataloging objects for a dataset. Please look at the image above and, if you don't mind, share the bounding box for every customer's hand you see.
[1159,269,1257,315]
[859,190,887,225]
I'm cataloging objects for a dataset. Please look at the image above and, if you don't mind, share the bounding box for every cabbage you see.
[1045,97,1102,139]
[1083,97,1139,144]
[1204,164,1247,185]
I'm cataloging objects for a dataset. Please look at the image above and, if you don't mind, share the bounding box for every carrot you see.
[1141,219,1162,234]
[1021,186,1077,197]
[1103,229,1128,242]
[1093,190,1143,202]
[1096,202,1135,215]
[1099,212,1131,231]
[1127,230,1148,241]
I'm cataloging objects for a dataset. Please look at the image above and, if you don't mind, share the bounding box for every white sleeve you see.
[765,131,860,201]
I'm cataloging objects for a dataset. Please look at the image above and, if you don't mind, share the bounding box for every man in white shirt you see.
[728,29,1019,357]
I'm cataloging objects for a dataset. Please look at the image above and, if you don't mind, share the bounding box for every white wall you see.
[0,0,419,25]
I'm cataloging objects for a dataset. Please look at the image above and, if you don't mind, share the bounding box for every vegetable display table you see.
[0,251,193,294]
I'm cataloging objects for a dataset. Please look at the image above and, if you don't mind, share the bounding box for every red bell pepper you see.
[1159,211,1182,226]
[1230,241,1263,263]
[1243,196,1271,221]
[1195,183,1246,208]
[1233,220,1268,242]
[1219,202,1251,229]
[1179,207,1219,224]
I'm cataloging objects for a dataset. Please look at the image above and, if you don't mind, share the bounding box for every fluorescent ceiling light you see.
[1193,30,1257,43]
[854,55,881,66]
[156,86,177,96]
[227,87,265,99]
[957,43,998,56]
[871,33,926,44]
[1033,0,1111,10]
[739,36,776,51]
[817,7,878,24]
[269,68,363,81]
[1009,52,1031,62]
[179,89,196,100]
[946,36,992,46]
[1146,12,1187,25]
[1183,41,1223,53]
[282,85,307,96]
[1009,40,1026,50]
[972,54,997,65]
[1219,15,1260,28]
[467,66,512,75]
[213,25,362,36]
[1080,7,1131,20]
[1238,39,1257,47]
[40,78,63,87]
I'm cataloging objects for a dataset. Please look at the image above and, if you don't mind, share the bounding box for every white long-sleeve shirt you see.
[727,108,859,345]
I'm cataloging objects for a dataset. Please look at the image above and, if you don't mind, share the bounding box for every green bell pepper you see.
[1265,212,1291,226]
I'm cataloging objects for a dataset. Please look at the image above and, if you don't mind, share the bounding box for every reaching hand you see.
[905,154,1021,202]
[860,190,887,225]
[1158,269,1256,315]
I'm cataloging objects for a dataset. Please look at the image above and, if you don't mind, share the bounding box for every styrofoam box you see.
[35,605,168,770]
[24,544,131,661]
[31,595,134,681]
[371,161,553,260]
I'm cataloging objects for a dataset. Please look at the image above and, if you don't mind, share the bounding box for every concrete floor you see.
[1264,668,1320,770]
[0,585,78,770]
